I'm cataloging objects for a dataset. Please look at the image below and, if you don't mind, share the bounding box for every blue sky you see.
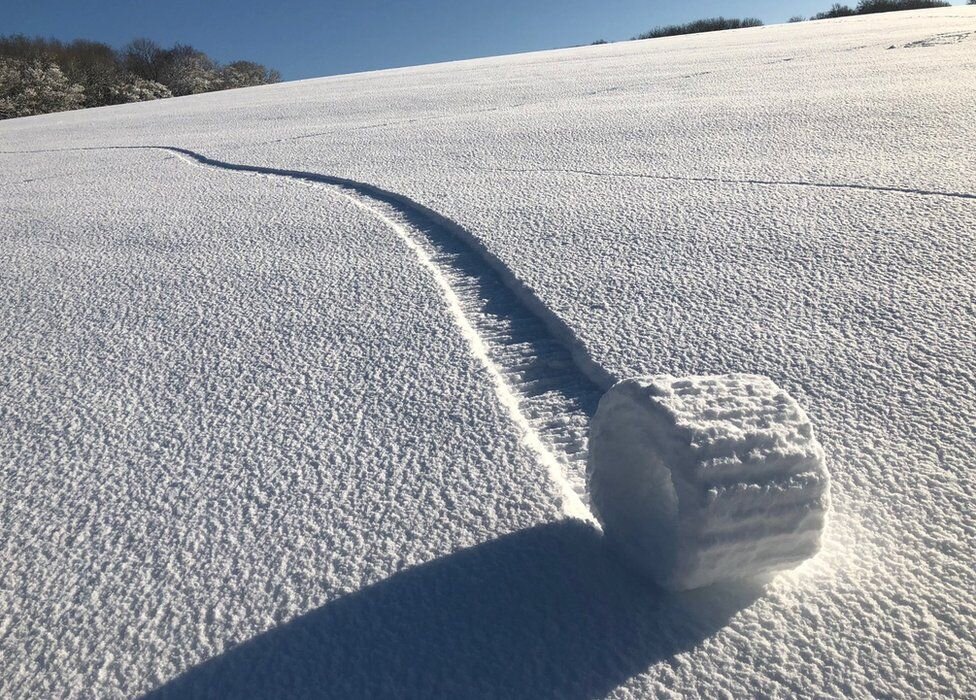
[3,1,964,80]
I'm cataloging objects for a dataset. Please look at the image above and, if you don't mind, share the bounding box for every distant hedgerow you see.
[855,0,950,12]
[812,0,949,20]
[633,17,763,41]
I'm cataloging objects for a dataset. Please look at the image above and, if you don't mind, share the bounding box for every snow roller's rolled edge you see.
[586,374,830,591]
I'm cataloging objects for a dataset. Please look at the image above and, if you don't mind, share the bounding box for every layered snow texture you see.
[2,7,976,699]
[588,375,829,590]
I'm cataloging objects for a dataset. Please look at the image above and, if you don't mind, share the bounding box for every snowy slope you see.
[2,7,976,698]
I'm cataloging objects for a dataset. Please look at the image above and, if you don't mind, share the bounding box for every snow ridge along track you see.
[155,146,608,521]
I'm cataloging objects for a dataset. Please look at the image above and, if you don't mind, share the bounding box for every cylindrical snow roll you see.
[587,374,830,591]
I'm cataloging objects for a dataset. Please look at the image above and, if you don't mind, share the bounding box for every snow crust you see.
[589,374,829,590]
[2,7,975,698]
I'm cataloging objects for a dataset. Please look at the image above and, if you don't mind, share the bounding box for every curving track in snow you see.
[151,146,608,521]
[1,144,612,519]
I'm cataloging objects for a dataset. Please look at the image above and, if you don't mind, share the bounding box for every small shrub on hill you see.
[812,4,858,19]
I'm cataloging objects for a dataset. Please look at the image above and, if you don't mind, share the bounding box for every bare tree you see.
[62,39,126,106]
[122,38,164,82]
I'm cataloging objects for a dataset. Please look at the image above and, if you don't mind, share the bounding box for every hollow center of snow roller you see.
[587,374,830,591]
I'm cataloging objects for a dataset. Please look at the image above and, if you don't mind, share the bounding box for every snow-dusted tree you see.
[218,60,282,89]
[158,44,218,96]
[109,76,172,103]
[0,57,85,118]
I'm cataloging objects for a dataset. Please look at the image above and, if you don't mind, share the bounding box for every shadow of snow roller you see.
[587,374,830,591]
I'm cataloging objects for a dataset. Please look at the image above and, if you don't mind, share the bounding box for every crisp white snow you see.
[1,7,975,698]
[588,374,829,591]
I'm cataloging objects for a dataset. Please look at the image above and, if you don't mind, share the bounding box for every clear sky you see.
[3,1,965,80]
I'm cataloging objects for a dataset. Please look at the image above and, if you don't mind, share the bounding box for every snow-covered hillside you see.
[2,7,975,697]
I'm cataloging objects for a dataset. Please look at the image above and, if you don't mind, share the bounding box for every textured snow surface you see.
[588,374,829,590]
[2,7,976,698]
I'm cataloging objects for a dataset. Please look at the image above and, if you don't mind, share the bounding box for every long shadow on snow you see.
[146,520,762,699]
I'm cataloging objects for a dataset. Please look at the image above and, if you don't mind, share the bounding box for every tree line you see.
[0,35,280,120]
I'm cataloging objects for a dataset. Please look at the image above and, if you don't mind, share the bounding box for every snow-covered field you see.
[2,7,975,697]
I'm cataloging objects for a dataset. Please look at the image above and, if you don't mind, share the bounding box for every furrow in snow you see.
[152,146,607,522]
[473,165,976,201]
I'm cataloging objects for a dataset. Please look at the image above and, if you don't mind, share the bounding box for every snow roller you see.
[587,374,829,590]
